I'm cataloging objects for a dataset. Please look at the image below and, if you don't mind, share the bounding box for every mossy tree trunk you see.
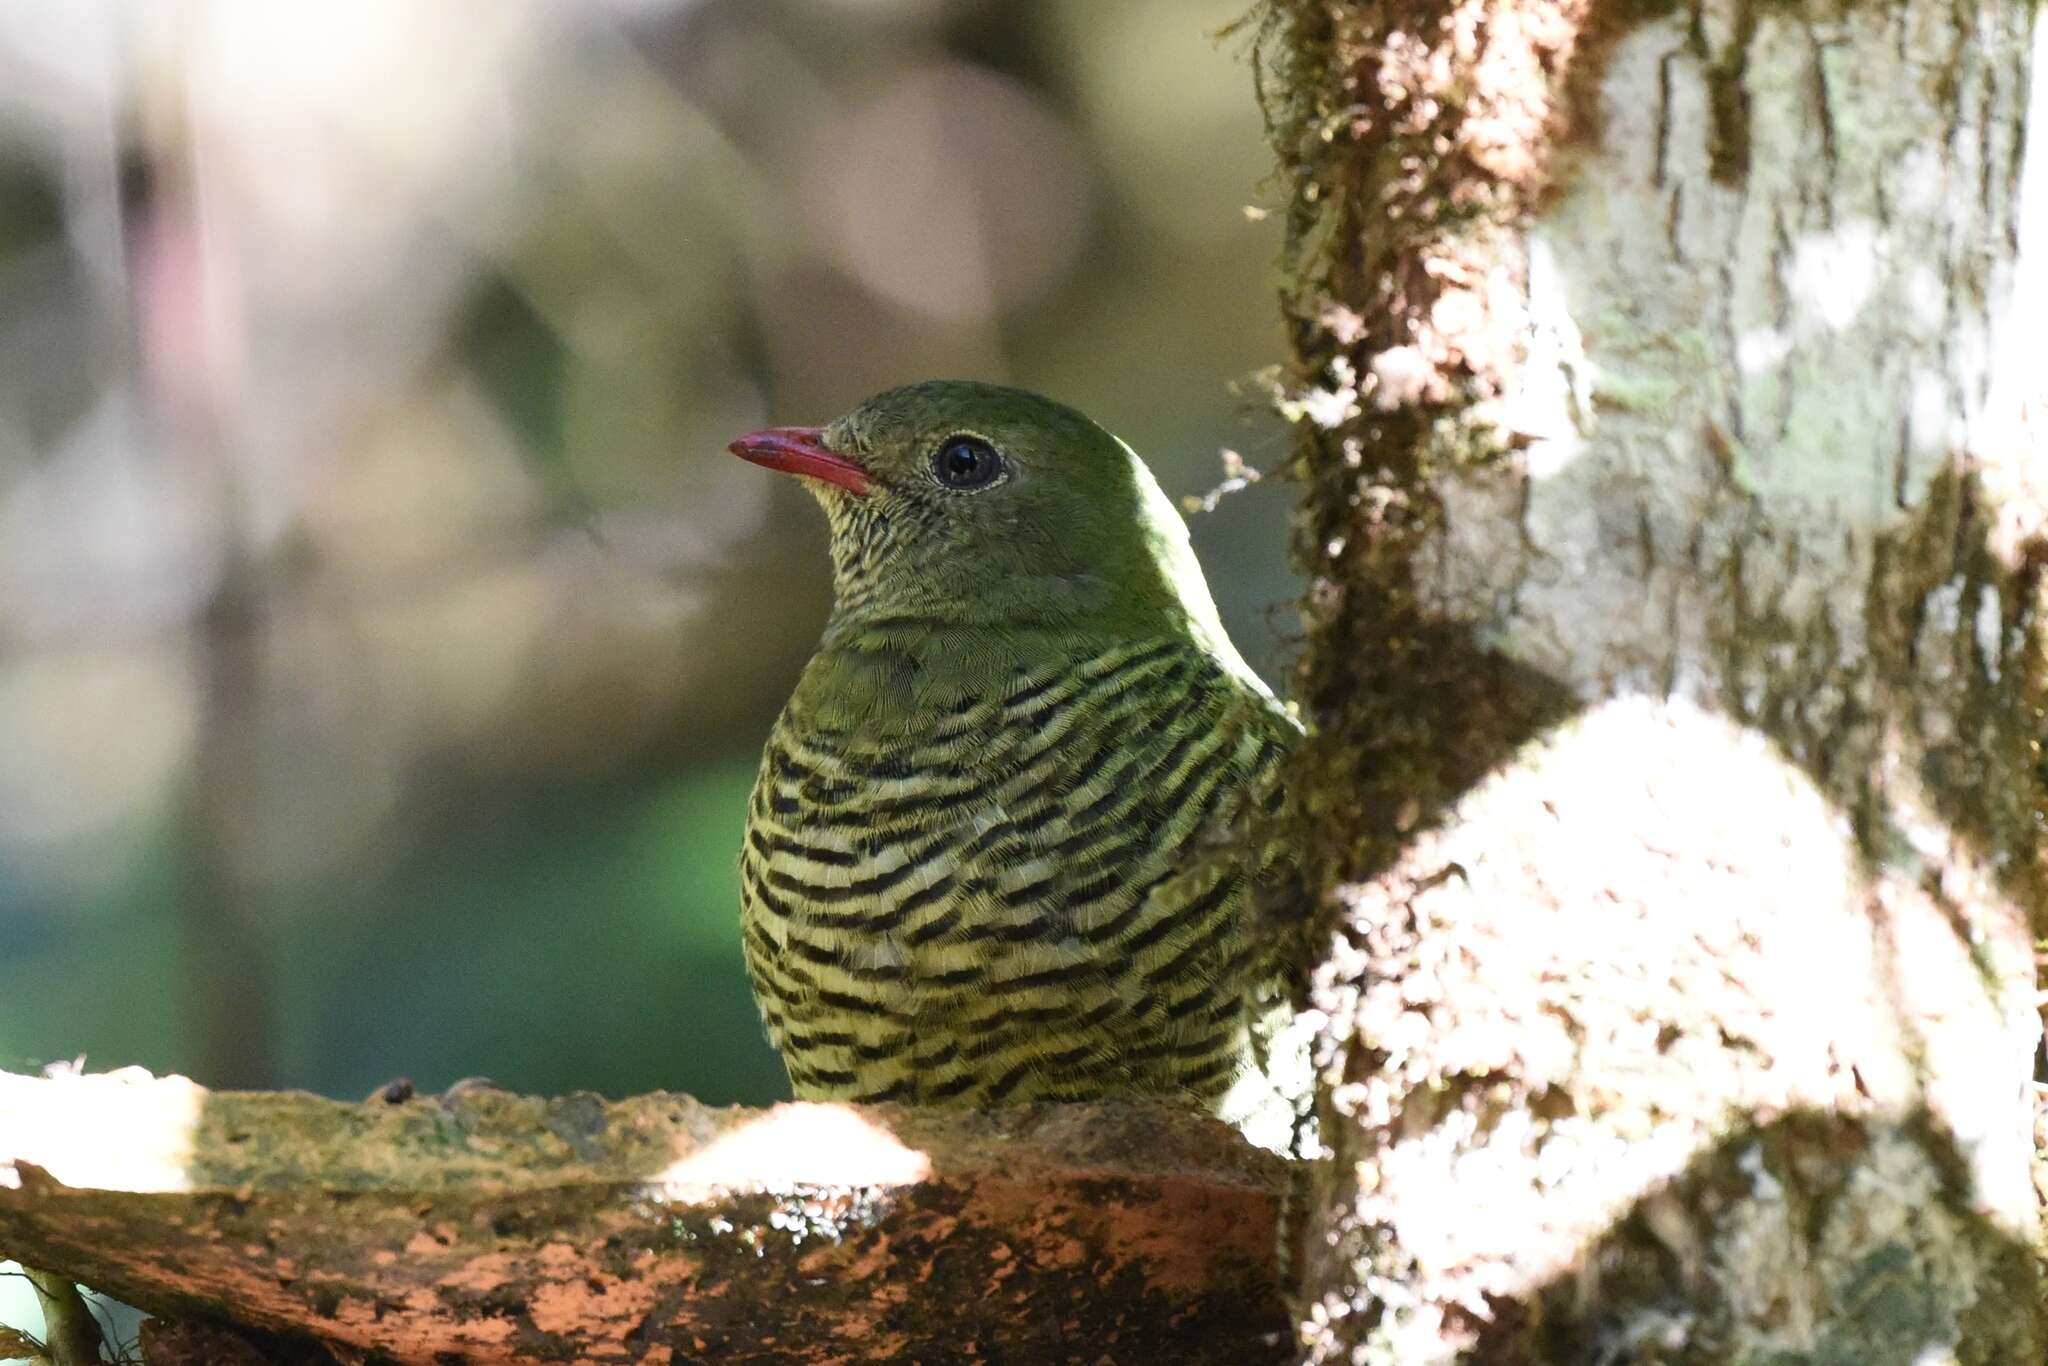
[1254,0,2046,1359]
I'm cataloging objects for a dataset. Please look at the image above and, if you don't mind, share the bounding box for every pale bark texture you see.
[1253,0,2047,1359]
[0,1069,1290,1364]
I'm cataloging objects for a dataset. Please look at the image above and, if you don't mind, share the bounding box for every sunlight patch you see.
[1786,220,1879,333]
[647,1103,932,1193]
[0,1066,201,1193]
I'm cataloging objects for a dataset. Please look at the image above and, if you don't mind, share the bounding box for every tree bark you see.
[1254,0,2046,1359]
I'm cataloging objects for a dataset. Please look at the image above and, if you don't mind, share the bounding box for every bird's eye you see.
[930,435,1007,491]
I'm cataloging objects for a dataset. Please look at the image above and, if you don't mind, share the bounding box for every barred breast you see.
[739,633,1294,1107]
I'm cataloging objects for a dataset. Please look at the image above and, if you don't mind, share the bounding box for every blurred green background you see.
[0,0,1295,1115]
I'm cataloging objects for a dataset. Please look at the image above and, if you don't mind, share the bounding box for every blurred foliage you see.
[0,0,1294,1111]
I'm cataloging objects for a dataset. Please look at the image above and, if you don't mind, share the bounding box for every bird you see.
[729,380,1300,1119]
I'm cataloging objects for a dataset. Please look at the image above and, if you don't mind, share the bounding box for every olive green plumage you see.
[733,381,1298,1113]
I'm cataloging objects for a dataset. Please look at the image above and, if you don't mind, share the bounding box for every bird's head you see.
[730,380,1224,639]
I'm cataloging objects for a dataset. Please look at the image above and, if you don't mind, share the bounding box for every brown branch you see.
[0,1069,1289,1364]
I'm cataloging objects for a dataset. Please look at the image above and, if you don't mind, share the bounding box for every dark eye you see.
[930,435,1006,491]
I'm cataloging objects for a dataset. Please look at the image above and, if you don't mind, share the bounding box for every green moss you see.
[1591,368,1685,415]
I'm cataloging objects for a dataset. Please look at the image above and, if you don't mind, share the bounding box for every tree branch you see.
[0,1069,1289,1364]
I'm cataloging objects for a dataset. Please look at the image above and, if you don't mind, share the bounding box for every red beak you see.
[727,426,871,496]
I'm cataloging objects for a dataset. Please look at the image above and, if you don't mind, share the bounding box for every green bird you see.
[729,381,1298,1117]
